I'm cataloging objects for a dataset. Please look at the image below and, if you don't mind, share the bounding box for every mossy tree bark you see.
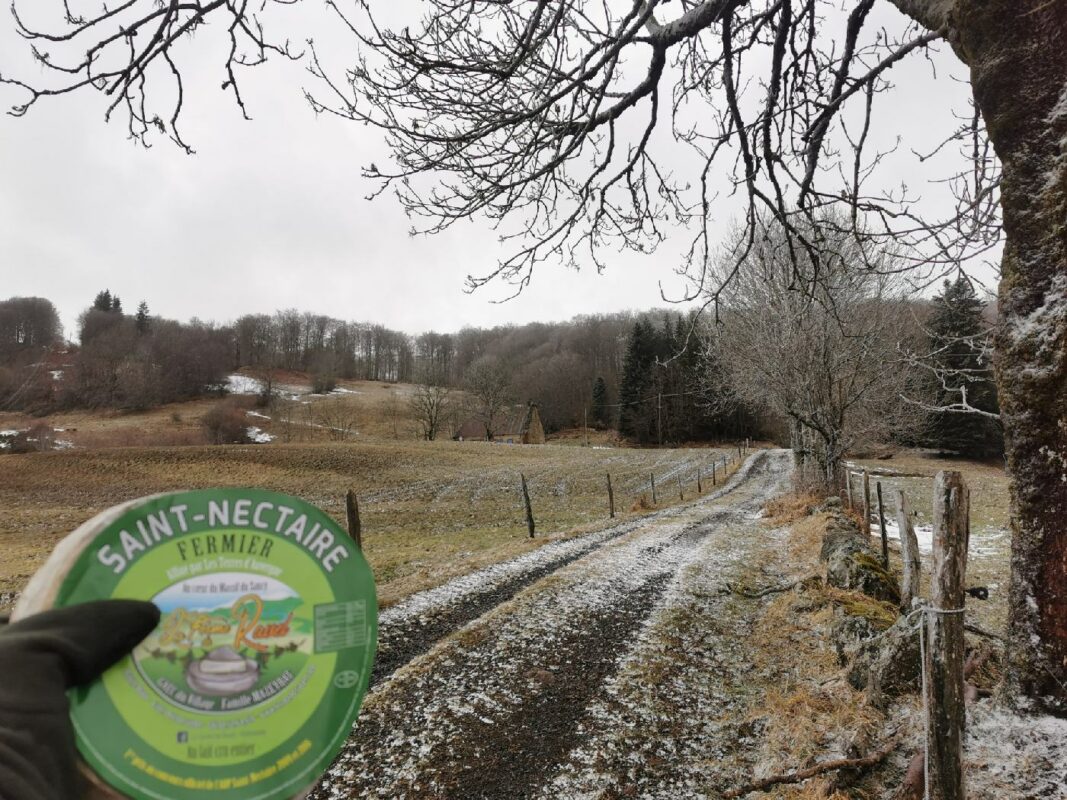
[954,1,1067,713]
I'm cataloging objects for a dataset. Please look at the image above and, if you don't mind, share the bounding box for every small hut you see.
[455,402,545,444]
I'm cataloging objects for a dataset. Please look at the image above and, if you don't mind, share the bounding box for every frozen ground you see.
[310,450,795,799]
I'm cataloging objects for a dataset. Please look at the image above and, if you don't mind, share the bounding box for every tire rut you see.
[311,450,792,800]
[371,451,771,687]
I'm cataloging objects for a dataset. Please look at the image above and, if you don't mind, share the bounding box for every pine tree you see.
[135,301,150,334]
[111,295,123,314]
[92,289,112,312]
[927,277,1002,457]
[618,319,657,442]
[591,376,608,429]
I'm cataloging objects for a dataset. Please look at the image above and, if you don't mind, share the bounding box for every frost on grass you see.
[965,704,1067,798]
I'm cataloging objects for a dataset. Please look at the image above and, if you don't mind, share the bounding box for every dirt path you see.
[371,452,770,686]
[311,449,794,799]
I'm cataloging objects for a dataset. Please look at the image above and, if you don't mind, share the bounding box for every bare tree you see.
[310,397,359,442]
[464,357,514,441]
[712,218,923,485]
[410,378,452,441]
[4,0,1065,710]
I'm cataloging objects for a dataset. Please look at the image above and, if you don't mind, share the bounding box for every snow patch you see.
[246,426,274,444]
[226,374,264,395]
[872,517,935,553]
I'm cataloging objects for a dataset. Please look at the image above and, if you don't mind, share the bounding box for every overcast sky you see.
[0,2,985,341]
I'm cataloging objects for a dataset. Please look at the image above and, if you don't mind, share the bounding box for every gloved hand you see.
[0,600,160,800]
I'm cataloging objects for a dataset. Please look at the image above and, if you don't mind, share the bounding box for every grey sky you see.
[0,3,987,341]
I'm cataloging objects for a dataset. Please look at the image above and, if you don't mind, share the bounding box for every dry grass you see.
[740,502,890,798]
[0,439,733,609]
[846,450,1010,633]
[764,491,823,526]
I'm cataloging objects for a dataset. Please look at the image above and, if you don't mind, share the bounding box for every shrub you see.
[631,493,654,512]
[8,422,57,454]
[202,401,251,444]
[311,371,337,394]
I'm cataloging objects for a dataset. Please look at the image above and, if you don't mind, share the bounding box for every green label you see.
[55,489,377,800]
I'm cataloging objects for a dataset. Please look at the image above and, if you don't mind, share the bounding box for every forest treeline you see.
[0,281,1003,454]
[0,292,680,433]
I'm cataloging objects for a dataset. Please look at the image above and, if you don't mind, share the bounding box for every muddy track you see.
[311,450,792,800]
[370,450,773,687]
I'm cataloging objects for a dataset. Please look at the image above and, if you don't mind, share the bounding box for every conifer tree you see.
[135,301,150,334]
[927,277,1002,457]
[618,319,657,442]
[590,377,608,430]
[92,289,112,312]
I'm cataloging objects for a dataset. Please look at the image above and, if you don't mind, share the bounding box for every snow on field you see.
[226,373,263,394]
[50,370,64,381]
[246,426,274,443]
[870,517,1008,558]
[873,517,935,553]
[246,410,270,420]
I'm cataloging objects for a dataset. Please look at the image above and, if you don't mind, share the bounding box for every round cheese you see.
[13,489,377,800]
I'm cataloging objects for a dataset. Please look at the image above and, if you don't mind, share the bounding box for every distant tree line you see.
[0,292,230,412]
[0,287,1002,458]
[618,313,764,445]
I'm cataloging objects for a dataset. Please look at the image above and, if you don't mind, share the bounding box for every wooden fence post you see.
[345,490,363,550]
[678,474,684,502]
[896,489,921,610]
[846,471,854,509]
[607,473,615,519]
[924,470,969,800]
[712,462,717,486]
[520,473,535,538]
[876,481,889,569]
[697,466,703,494]
[862,469,872,535]
[650,472,657,505]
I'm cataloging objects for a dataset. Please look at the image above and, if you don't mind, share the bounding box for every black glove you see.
[0,600,160,800]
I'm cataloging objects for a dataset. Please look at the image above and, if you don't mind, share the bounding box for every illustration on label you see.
[135,574,311,713]
[54,489,377,800]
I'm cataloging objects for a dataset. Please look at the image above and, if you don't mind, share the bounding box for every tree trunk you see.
[960,0,1067,713]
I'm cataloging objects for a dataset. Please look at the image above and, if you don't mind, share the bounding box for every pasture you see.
[0,439,738,610]
[847,452,1010,632]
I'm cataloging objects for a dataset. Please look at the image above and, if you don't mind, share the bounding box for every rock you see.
[820,496,842,510]
[819,511,900,605]
[830,610,878,667]
[847,614,922,703]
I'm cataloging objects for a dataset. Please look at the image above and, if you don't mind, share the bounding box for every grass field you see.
[0,439,742,610]
[846,451,1010,632]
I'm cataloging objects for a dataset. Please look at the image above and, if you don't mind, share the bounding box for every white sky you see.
[0,2,988,341]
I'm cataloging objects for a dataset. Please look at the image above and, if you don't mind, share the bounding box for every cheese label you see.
[55,489,377,800]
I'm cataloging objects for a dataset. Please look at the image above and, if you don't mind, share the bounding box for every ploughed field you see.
[0,439,740,609]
